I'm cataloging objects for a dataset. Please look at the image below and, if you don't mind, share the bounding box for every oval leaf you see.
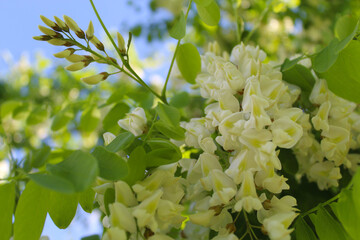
[176,43,201,84]
[169,12,186,40]
[0,182,16,240]
[196,0,220,26]
[47,150,98,192]
[124,146,146,185]
[14,181,50,240]
[92,146,128,181]
[106,132,135,153]
[48,191,78,229]
[28,173,75,194]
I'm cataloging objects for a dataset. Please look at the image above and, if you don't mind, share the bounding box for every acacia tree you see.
[1,0,360,239]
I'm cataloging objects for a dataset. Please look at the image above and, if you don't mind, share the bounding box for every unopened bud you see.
[54,16,69,32]
[33,35,52,41]
[40,15,62,31]
[75,29,86,39]
[47,39,67,46]
[81,72,109,85]
[117,32,126,54]
[53,48,76,58]
[63,15,81,33]
[226,223,236,234]
[65,62,86,71]
[66,54,88,63]
[91,54,107,63]
[86,21,94,40]
[90,36,105,51]
[38,25,62,38]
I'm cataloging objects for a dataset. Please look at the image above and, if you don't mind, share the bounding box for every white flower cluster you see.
[97,42,360,240]
[179,42,302,239]
[294,78,360,189]
[95,163,185,240]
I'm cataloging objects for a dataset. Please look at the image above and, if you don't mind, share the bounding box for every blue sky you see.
[0,0,175,75]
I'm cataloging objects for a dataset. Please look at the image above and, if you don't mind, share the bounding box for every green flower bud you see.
[54,16,69,32]
[65,62,86,71]
[117,32,126,54]
[53,48,76,58]
[81,72,109,85]
[86,21,94,40]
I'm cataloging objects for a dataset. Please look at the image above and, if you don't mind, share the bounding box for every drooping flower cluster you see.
[178,42,301,239]
[96,42,360,240]
[293,78,360,189]
[95,163,186,240]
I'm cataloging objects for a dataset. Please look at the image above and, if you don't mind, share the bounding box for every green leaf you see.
[79,106,100,132]
[51,106,74,131]
[0,182,15,240]
[155,102,181,126]
[0,100,21,119]
[103,103,130,132]
[47,150,98,192]
[28,173,75,193]
[335,15,359,41]
[313,19,359,73]
[294,217,317,240]
[124,146,146,185]
[31,145,51,168]
[154,121,185,140]
[331,189,360,239]
[146,139,182,167]
[319,41,360,103]
[282,64,315,92]
[104,188,115,216]
[12,104,29,120]
[106,132,135,153]
[194,0,212,6]
[196,0,220,26]
[310,205,350,240]
[79,187,95,213]
[169,91,190,108]
[48,191,78,229]
[92,146,128,181]
[81,235,101,240]
[280,55,305,72]
[176,43,201,84]
[169,12,186,40]
[26,107,48,125]
[14,181,50,240]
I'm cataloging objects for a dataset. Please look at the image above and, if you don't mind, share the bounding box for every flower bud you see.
[117,32,126,54]
[40,15,62,31]
[81,72,109,85]
[54,16,69,32]
[33,35,52,41]
[47,39,67,46]
[65,62,86,71]
[53,48,75,58]
[38,25,62,38]
[90,36,105,51]
[66,54,88,63]
[86,21,94,40]
[63,15,81,33]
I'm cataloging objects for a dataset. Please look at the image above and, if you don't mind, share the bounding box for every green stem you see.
[244,0,273,43]
[89,0,165,103]
[300,194,341,217]
[142,113,158,145]
[232,0,241,43]
[161,0,193,101]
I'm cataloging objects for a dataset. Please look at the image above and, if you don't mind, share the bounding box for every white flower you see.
[312,101,331,131]
[234,171,262,212]
[118,107,147,136]
[309,79,329,104]
[308,161,341,190]
[103,132,116,146]
[102,227,127,240]
[109,202,137,233]
[132,189,163,232]
[321,125,350,166]
[262,212,298,240]
[270,117,303,148]
[114,181,137,207]
[209,169,237,206]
